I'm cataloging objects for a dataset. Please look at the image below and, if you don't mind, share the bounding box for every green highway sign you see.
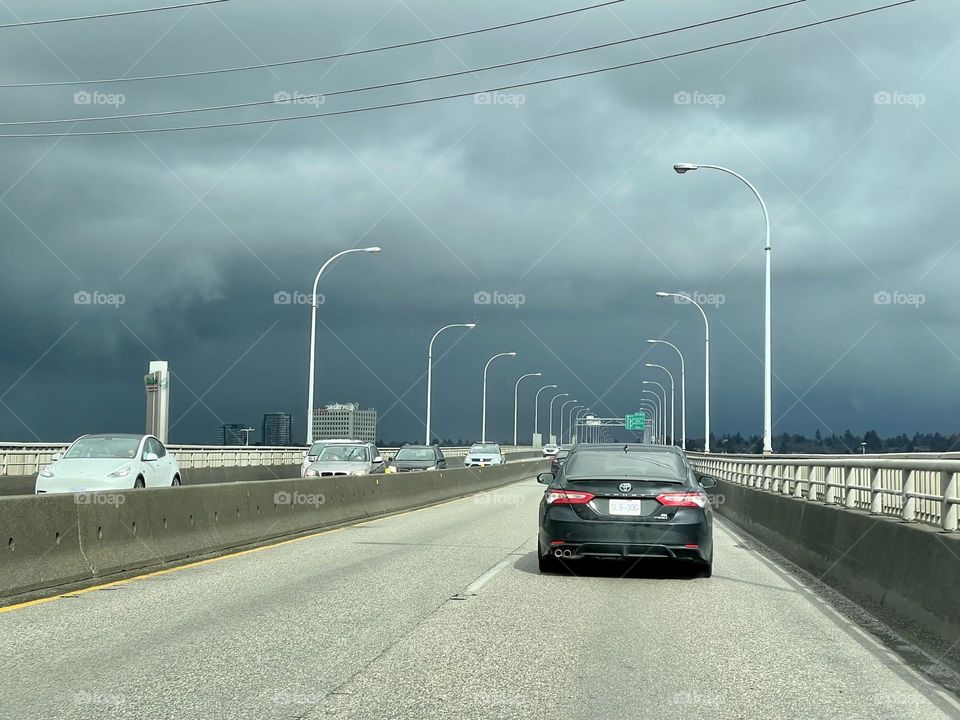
[624,412,646,431]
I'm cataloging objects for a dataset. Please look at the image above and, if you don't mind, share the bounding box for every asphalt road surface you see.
[2,476,958,719]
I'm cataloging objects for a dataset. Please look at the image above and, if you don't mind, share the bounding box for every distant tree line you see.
[700,430,960,454]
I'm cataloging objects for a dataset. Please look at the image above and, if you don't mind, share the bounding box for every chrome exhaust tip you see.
[562,549,573,558]
[553,548,564,558]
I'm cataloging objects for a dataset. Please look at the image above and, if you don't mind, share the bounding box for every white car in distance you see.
[35,433,181,494]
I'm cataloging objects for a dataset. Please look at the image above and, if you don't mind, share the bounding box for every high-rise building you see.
[311,403,377,443]
[218,424,248,446]
[262,412,293,446]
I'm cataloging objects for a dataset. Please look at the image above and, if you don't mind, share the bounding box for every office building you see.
[218,424,252,446]
[262,413,293,446]
[311,403,377,443]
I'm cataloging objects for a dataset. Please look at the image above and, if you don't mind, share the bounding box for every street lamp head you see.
[465,323,477,329]
[673,163,699,174]
[644,363,654,368]
[363,246,382,253]
[655,291,670,298]
[531,372,543,376]
[507,352,517,357]
[642,380,653,385]
[646,339,657,344]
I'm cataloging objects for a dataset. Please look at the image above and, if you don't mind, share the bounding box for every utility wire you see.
[0,1,916,138]
[0,0,232,29]
[2,1,806,127]
[0,0,623,87]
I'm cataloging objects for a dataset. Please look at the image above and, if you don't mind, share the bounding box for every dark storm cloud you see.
[1,0,958,445]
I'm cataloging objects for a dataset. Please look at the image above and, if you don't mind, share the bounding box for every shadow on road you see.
[513,550,707,580]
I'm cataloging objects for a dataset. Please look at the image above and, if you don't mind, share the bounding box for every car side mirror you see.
[537,472,554,484]
[302,451,308,458]
[144,452,159,462]
[698,475,717,488]
[373,456,383,464]
[51,452,63,462]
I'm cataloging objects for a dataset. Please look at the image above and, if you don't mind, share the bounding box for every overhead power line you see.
[3,1,807,127]
[0,0,624,87]
[0,1,916,139]
[0,0,232,29]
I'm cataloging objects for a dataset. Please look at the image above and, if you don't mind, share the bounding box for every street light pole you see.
[643,380,668,444]
[306,246,381,444]
[645,364,675,447]
[533,384,558,445]
[559,399,578,446]
[674,162,771,453]
[481,352,517,443]
[426,323,476,445]
[642,390,662,444]
[640,401,659,444]
[513,372,542,446]
[567,405,584,444]
[548,393,568,444]
[656,291,710,452]
[574,408,590,444]
[647,339,686,449]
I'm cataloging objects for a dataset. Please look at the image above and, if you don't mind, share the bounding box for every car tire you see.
[134,477,145,489]
[171,475,181,487]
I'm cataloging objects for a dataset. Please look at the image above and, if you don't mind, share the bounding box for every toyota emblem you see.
[619,482,632,492]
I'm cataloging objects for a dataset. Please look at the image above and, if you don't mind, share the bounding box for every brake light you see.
[545,489,594,505]
[656,492,707,508]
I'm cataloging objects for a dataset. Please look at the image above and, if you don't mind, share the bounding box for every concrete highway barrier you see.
[706,478,960,673]
[0,459,546,605]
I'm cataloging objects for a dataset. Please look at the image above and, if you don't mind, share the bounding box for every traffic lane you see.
[2,480,957,720]
[0,481,544,720]
[310,524,958,719]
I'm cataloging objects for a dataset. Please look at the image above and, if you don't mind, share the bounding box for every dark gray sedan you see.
[537,444,716,576]
[388,445,447,472]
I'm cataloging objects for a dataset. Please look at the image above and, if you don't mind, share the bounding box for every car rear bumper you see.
[540,512,712,562]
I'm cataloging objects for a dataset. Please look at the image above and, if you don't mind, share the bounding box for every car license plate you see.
[609,499,645,516]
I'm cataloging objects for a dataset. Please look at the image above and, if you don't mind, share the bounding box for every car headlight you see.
[425,465,437,471]
[39,467,54,478]
[108,466,132,478]
[304,469,319,477]
[350,468,368,476]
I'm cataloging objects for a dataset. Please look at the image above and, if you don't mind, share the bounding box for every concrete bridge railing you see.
[689,452,960,532]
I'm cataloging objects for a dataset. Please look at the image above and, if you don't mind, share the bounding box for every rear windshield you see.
[396,448,434,461]
[563,451,685,480]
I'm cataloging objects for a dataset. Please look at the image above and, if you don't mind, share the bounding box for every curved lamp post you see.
[674,162,771,453]
[426,323,476,444]
[306,246,381,444]
[647,339,686,449]
[533,384,558,445]
[481,352,517,442]
[656,291,710,452]
[645,364,675,447]
[512,372,542,446]
[548,392,568,444]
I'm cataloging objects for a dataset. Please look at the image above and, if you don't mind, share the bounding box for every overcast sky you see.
[0,0,956,446]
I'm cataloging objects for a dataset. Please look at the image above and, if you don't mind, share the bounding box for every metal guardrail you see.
[688,452,960,532]
[0,444,534,477]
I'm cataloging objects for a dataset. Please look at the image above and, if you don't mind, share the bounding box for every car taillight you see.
[656,492,707,508]
[545,489,594,505]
